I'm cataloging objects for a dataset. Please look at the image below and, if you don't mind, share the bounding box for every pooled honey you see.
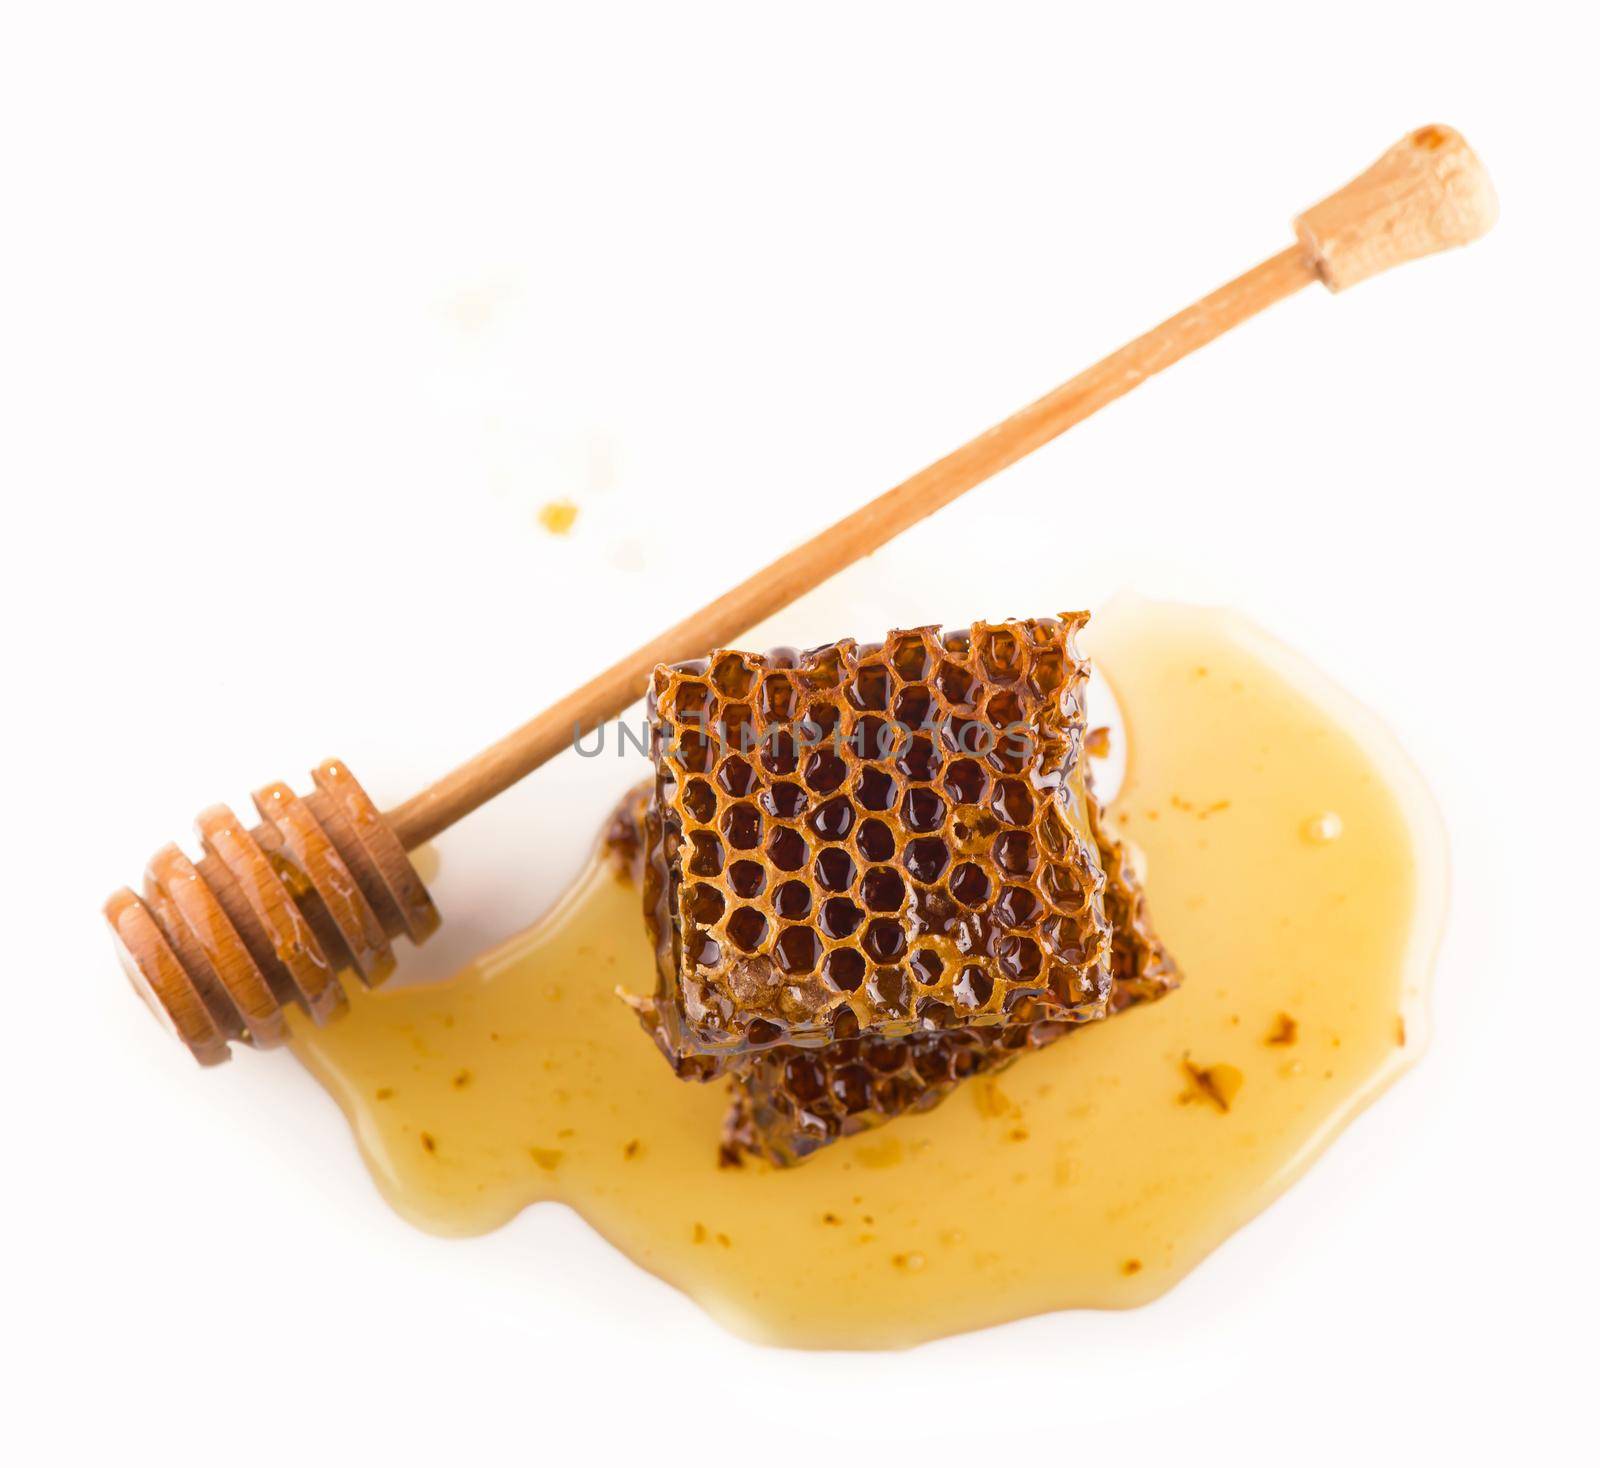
[290,597,1445,1349]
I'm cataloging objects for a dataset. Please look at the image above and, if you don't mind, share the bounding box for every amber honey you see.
[289,596,1445,1349]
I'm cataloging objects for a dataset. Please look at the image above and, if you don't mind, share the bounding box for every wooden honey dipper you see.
[106,125,1497,1065]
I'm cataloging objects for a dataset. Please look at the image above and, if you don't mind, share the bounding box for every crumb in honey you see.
[451,1069,472,1089]
[1265,1013,1298,1046]
[1181,1057,1244,1113]
[529,1147,563,1171]
[973,1079,1016,1119]
[538,499,579,535]
[374,1087,394,1101]
[1121,1258,1143,1276]
[1396,1016,1407,1046]
[623,1139,642,1160]
[1086,725,1112,759]
[420,1131,438,1154]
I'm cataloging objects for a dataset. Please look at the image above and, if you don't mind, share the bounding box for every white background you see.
[3,2,1596,1462]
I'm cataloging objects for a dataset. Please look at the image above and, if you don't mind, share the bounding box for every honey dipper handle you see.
[385,125,1495,850]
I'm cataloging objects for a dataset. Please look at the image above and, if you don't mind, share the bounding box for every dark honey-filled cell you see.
[721,789,1183,1165]
[624,617,1113,1073]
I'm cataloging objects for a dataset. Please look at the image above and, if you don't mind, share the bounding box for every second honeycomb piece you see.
[721,788,1181,1165]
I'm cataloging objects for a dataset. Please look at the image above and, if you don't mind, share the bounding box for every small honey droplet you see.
[538,499,579,536]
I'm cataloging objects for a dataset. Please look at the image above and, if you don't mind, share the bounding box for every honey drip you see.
[290,597,1445,1349]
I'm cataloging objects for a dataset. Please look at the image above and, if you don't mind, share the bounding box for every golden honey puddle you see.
[290,597,1445,1349]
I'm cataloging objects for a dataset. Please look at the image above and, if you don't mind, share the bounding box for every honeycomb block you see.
[721,788,1181,1165]
[626,617,1114,1071]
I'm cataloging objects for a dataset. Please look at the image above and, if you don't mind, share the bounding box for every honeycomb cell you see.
[993,829,1036,877]
[711,652,758,699]
[804,748,848,793]
[804,702,843,742]
[808,795,855,841]
[677,728,714,774]
[938,712,984,753]
[683,778,717,824]
[994,884,1041,928]
[815,848,856,893]
[889,632,934,682]
[862,918,906,963]
[687,832,724,876]
[672,679,712,719]
[772,880,811,920]
[894,686,934,729]
[775,926,822,975]
[783,1053,825,1104]
[949,863,990,906]
[991,778,1035,825]
[861,867,906,912]
[763,781,808,819]
[686,883,725,925]
[1042,862,1085,910]
[721,703,756,753]
[978,626,1023,680]
[761,675,797,721]
[995,934,1042,981]
[902,787,946,833]
[855,768,897,811]
[909,949,944,986]
[831,1064,874,1113]
[852,667,893,714]
[629,616,1112,1070]
[767,826,808,871]
[856,819,895,863]
[953,964,993,1009]
[717,756,758,798]
[866,966,909,1013]
[728,859,765,899]
[896,735,941,783]
[1028,647,1065,696]
[819,897,864,939]
[760,730,799,777]
[824,948,866,991]
[727,907,768,952]
[936,661,973,707]
[688,931,721,969]
[851,716,893,762]
[904,836,951,884]
[721,802,762,850]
